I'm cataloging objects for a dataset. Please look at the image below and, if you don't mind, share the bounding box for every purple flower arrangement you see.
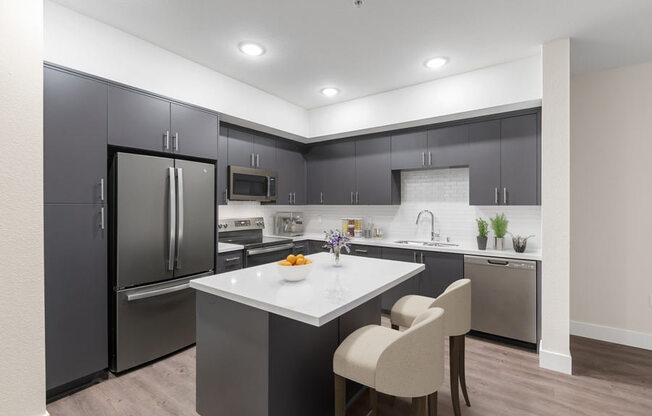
[323,230,351,253]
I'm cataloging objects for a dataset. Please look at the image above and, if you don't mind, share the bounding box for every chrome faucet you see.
[416,210,439,242]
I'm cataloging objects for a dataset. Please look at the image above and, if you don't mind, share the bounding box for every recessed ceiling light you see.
[321,87,339,97]
[424,57,449,69]
[238,41,265,56]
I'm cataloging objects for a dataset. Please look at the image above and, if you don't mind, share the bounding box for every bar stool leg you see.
[412,396,427,416]
[335,374,346,416]
[449,337,461,416]
[369,388,378,415]
[458,335,471,407]
[428,391,438,416]
[391,324,400,330]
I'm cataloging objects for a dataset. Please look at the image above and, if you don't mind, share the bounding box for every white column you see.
[0,0,47,415]
[539,38,572,374]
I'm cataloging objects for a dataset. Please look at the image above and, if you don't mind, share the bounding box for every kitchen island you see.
[190,252,425,416]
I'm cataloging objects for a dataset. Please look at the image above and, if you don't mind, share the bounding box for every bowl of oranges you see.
[278,254,313,282]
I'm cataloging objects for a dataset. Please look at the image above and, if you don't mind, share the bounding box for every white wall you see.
[220,168,542,250]
[570,61,652,349]
[308,56,542,140]
[0,1,47,415]
[539,39,572,374]
[44,0,310,139]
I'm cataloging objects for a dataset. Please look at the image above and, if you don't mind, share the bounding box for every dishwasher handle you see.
[487,259,509,266]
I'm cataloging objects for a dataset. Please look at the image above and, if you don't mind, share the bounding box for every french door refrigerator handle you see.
[168,167,177,271]
[100,178,105,201]
[175,167,184,269]
[126,282,190,302]
[100,206,105,230]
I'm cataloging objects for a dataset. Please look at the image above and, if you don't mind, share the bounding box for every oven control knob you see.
[223,224,228,229]
[217,224,222,229]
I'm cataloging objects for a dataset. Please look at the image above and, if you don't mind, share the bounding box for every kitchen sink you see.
[393,240,459,247]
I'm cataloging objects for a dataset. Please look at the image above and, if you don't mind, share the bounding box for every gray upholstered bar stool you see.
[333,308,446,416]
[390,279,471,416]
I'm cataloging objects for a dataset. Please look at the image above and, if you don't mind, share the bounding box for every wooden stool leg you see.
[459,335,471,407]
[428,392,438,416]
[391,324,399,330]
[369,388,378,415]
[335,374,346,416]
[449,337,461,416]
[412,396,427,416]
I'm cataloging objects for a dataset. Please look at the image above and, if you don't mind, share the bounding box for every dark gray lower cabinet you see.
[420,251,464,298]
[217,251,243,273]
[170,103,218,160]
[293,241,310,255]
[309,240,329,254]
[349,244,382,258]
[44,204,107,394]
[381,248,421,311]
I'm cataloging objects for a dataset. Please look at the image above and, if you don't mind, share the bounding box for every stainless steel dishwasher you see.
[464,255,537,344]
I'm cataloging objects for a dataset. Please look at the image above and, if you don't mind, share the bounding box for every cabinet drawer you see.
[309,240,329,254]
[350,244,382,258]
[217,252,243,273]
[292,241,310,255]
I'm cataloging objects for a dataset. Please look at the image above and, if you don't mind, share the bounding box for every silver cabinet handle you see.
[100,207,105,230]
[420,252,424,263]
[250,153,254,167]
[288,193,292,204]
[100,178,105,201]
[428,151,432,166]
[168,167,176,271]
[164,130,170,150]
[256,154,260,168]
[292,192,296,205]
[422,152,426,166]
[176,168,184,269]
[356,191,359,205]
[413,251,416,262]
[173,132,179,151]
[320,192,324,204]
[223,189,228,204]
[355,249,368,254]
[494,187,498,204]
[246,243,295,256]
[351,191,354,204]
[503,187,507,205]
[224,257,241,263]
[127,282,190,302]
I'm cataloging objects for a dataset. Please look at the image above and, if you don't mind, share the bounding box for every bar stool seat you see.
[391,295,438,329]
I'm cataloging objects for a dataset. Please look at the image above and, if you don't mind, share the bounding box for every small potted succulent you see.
[476,218,489,250]
[490,213,509,250]
[323,229,351,267]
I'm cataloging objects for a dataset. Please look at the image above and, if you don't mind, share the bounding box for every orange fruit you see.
[297,254,305,258]
[304,259,312,264]
[279,260,292,266]
[295,257,305,265]
[286,255,297,265]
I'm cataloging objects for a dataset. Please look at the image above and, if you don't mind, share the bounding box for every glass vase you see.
[332,248,341,267]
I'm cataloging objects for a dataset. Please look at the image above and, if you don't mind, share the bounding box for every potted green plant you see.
[476,218,489,250]
[490,213,509,250]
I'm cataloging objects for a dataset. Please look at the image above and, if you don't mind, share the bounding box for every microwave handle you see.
[267,176,271,199]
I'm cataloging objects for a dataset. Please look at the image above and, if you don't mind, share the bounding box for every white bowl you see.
[278,262,313,282]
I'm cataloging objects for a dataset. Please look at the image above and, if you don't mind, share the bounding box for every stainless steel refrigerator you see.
[110,152,215,372]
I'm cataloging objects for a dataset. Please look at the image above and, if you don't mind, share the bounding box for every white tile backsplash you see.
[219,167,541,249]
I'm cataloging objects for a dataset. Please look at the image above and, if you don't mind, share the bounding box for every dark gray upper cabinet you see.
[390,130,428,170]
[108,86,170,153]
[468,120,501,205]
[217,126,229,205]
[170,103,218,160]
[355,136,398,205]
[306,140,355,205]
[253,135,277,170]
[44,204,107,391]
[420,251,464,299]
[277,140,306,205]
[500,114,539,205]
[427,124,469,168]
[44,68,107,204]
[381,248,421,312]
[227,127,255,167]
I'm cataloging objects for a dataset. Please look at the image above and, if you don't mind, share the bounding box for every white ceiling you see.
[51,0,652,109]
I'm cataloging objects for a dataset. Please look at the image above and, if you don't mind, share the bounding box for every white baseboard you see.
[571,320,652,351]
[538,341,572,374]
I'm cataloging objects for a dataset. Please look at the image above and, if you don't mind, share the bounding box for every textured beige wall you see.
[540,38,572,373]
[0,0,46,415]
[571,62,652,336]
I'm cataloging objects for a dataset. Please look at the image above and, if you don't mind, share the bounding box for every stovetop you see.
[218,217,293,249]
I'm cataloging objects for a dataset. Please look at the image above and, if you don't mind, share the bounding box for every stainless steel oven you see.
[228,166,278,202]
[218,217,294,268]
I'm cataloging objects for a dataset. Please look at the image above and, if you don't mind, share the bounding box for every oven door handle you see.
[246,243,295,256]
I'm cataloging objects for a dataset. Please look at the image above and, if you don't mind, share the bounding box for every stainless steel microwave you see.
[228,166,278,202]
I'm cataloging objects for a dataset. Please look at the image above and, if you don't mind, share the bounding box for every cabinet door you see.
[217,126,229,205]
[427,124,469,168]
[253,135,277,170]
[468,120,501,205]
[44,204,107,391]
[217,251,243,273]
[500,114,539,205]
[355,136,392,205]
[390,130,427,170]
[227,127,254,167]
[170,103,218,160]
[277,141,306,205]
[306,145,327,205]
[108,86,170,152]
[322,141,356,204]
[309,240,329,254]
[349,244,382,258]
[44,68,107,204]
[420,252,464,298]
[292,241,309,255]
[381,248,421,312]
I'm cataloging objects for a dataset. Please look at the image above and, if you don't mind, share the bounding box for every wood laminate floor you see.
[48,320,652,416]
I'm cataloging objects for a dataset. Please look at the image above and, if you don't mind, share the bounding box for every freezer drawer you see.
[464,255,537,344]
[112,274,203,373]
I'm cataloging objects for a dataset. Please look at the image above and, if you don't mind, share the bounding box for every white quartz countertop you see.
[271,233,542,261]
[217,242,245,253]
[190,252,424,327]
